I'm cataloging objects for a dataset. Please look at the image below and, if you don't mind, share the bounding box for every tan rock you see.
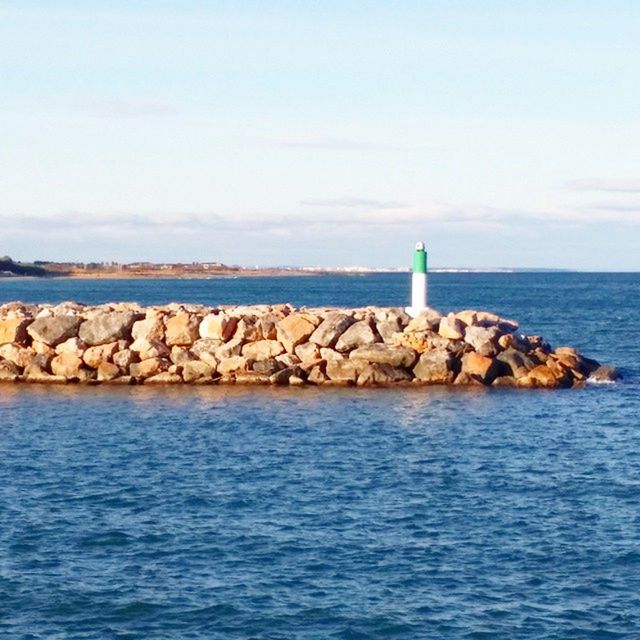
[23,364,67,383]
[242,339,285,360]
[165,313,200,346]
[233,316,262,342]
[276,314,316,353]
[0,317,30,344]
[145,372,182,384]
[405,308,442,332]
[131,316,165,342]
[55,337,85,356]
[460,352,500,384]
[170,346,192,365]
[335,321,377,352]
[294,342,321,363]
[259,314,280,340]
[325,358,359,384]
[307,365,327,385]
[130,338,170,360]
[182,360,214,382]
[455,310,478,326]
[438,315,466,340]
[413,350,457,384]
[528,365,558,388]
[97,362,121,381]
[79,311,139,346]
[113,349,136,370]
[130,358,167,379]
[217,356,247,375]
[51,352,84,378]
[214,337,244,360]
[0,344,33,369]
[199,314,238,342]
[349,344,417,368]
[83,342,119,369]
[309,312,354,348]
[320,347,344,361]
[0,359,21,381]
[32,341,55,357]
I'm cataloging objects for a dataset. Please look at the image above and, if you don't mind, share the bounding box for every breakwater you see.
[0,301,617,388]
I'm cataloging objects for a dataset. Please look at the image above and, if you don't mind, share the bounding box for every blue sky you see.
[1,1,639,269]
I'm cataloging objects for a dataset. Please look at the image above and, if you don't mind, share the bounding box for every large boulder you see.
[83,342,119,369]
[0,344,33,368]
[325,358,359,384]
[79,311,139,346]
[460,352,501,385]
[496,348,535,379]
[242,339,285,360]
[0,318,30,345]
[335,320,377,352]
[199,313,238,342]
[438,314,465,340]
[413,350,457,384]
[464,325,501,357]
[357,363,412,386]
[405,308,442,332]
[165,313,200,346]
[27,315,82,346]
[182,360,214,383]
[131,315,165,342]
[309,312,354,348]
[51,352,84,378]
[276,314,317,353]
[349,344,417,368]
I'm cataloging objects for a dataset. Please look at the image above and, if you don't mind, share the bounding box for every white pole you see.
[406,241,428,317]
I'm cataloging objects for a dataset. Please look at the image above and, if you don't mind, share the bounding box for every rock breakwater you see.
[0,301,618,388]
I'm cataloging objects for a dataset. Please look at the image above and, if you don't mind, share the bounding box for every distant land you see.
[0,257,572,279]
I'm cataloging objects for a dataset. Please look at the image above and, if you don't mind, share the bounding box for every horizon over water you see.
[1,273,638,638]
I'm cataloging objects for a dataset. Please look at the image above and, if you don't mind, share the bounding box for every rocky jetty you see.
[0,301,618,388]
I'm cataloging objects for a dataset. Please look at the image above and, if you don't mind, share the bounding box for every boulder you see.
[309,312,354,347]
[217,356,247,375]
[455,310,477,326]
[335,320,378,352]
[349,344,417,368]
[438,315,466,340]
[27,315,82,346]
[113,349,136,370]
[145,372,182,384]
[83,342,119,369]
[464,325,502,357]
[357,363,412,386]
[165,313,200,346]
[79,311,139,346]
[294,342,321,363]
[170,346,192,365]
[0,344,33,369]
[320,347,344,361]
[527,365,558,388]
[214,337,244,360]
[51,352,84,378]
[233,316,262,342]
[307,365,327,385]
[589,365,620,383]
[182,360,214,383]
[130,358,168,379]
[405,308,442,332]
[496,349,536,379]
[242,339,285,360]
[251,359,285,376]
[97,362,121,381]
[460,352,501,385]
[0,359,21,381]
[131,316,165,342]
[0,318,30,345]
[259,314,280,340]
[325,358,359,384]
[130,338,170,360]
[276,314,317,353]
[55,337,85,356]
[199,313,238,342]
[413,350,457,384]
[269,365,307,385]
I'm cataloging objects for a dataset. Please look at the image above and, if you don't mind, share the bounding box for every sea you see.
[0,272,638,639]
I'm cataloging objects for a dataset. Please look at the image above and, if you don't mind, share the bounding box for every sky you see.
[1,0,639,270]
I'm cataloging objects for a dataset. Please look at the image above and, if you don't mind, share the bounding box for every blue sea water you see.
[0,273,638,638]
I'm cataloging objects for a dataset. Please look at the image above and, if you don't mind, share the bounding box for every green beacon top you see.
[413,242,427,273]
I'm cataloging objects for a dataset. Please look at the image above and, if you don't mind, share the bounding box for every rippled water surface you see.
[0,273,638,638]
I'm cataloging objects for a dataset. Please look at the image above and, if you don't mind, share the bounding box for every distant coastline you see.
[0,258,573,280]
